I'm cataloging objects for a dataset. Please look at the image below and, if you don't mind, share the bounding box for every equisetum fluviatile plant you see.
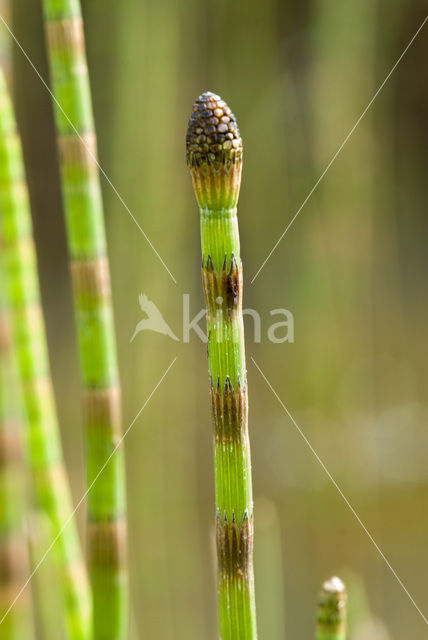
[0,69,90,638]
[316,576,347,640]
[42,1,128,637]
[0,302,33,639]
[187,92,257,639]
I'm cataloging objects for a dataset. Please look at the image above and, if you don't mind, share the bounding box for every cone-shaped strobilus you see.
[187,92,257,639]
[316,577,347,640]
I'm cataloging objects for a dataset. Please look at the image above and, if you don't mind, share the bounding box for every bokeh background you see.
[6,0,428,637]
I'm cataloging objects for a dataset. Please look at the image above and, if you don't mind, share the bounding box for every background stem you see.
[0,68,90,640]
[0,294,34,640]
[316,577,347,640]
[41,1,128,637]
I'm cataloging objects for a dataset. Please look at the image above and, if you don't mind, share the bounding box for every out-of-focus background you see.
[7,0,428,637]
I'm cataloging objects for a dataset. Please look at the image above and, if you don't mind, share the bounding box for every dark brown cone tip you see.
[186,91,243,168]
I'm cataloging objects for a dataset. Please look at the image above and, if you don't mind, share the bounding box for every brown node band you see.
[87,517,127,568]
[0,424,23,465]
[216,513,253,578]
[70,256,111,302]
[210,381,247,444]
[58,132,98,170]
[0,539,29,583]
[83,386,121,439]
[202,254,242,320]
[45,17,85,53]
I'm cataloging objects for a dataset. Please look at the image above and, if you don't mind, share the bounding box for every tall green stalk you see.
[41,2,128,638]
[0,302,33,640]
[0,69,90,639]
[316,577,347,640]
[187,92,257,639]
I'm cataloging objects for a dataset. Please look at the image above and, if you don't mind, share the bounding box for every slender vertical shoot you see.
[187,91,257,639]
[316,576,347,640]
[0,300,33,640]
[41,2,128,637]
[0,69,90,639]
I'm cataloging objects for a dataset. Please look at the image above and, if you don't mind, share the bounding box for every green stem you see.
[316,577,347,640]
[0,69,90,639]
[41,2,128,638]
[29,512,66,638]
[187,92,257,640]
[0,303,34,640]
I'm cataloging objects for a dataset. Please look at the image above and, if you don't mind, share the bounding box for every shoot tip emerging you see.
[317,576,347,638]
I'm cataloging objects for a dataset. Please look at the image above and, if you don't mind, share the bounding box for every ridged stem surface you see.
[187,92,257,640]
[0,69,90,639]
[41,1,128,638]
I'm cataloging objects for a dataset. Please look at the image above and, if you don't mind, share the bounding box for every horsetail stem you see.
[316,577,347,640]
[41,1,128,637]
[187,92,257,640]
[0,305,34,640]
[0,69,90,639]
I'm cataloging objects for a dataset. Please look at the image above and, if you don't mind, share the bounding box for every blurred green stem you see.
[0,299,34,640]
[316,577,347,640]
[0,68,90,640]
[41,1,128,637]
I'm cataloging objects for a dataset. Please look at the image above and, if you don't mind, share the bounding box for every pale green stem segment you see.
[41,1,128,638]
[0,69,90,639]
[187,92,257,640]
[0,304,34,640]
[200,208,245,392]
[316,577,347,640]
